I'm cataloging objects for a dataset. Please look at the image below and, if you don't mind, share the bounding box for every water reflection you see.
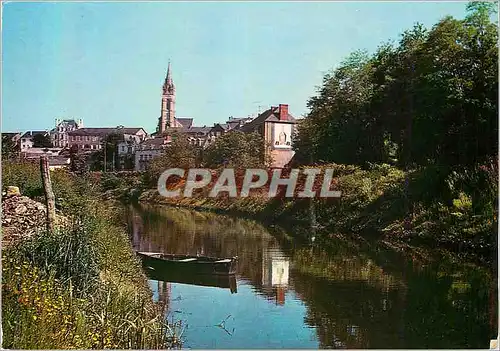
[126,204,496,349]
[262,247,290,306]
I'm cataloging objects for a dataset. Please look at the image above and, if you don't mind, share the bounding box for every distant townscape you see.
[3,62,298,171]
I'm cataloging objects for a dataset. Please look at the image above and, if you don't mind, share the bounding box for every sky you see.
[2,1,471,134]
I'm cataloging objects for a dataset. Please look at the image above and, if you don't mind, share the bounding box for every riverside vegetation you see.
[1,161,184,349]
[132,3,498,267]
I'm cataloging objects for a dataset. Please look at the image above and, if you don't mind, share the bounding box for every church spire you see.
[166,60,172,85]
[163,60,174,94]
[159,61,176,133]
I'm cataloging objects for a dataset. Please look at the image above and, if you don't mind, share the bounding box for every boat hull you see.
[137,252,238,276]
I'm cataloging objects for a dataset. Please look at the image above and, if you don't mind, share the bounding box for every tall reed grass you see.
[2,161,183,349]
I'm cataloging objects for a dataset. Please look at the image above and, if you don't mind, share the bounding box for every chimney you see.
[279,104,288,121]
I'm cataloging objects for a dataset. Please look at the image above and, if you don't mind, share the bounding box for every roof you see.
[49,157,71,166]
[21,131,49,138]
[142,137,167,146]
[176,118,193,129]
[183,126,211,135]
[239,106,296,133]
[59,119,79,125]
[68,127,145,136]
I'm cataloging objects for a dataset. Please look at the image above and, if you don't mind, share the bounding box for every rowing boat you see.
[137,252,238,275]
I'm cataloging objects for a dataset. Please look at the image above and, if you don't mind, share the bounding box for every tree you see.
[145,131,198,186]
[69,145,89,175]
[89,133,124,172]
[294,2,498,169]
[1,135,19,160]
[203,131,271,169]
[33,133,53,148]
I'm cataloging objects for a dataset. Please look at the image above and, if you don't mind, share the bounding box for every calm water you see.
[126,204,497,349]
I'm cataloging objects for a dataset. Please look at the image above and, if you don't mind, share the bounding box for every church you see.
[153,62,297,168]
[156,61,193,133]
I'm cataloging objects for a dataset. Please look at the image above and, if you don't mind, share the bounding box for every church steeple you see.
[158,61,176,134]
[163,61,175,95]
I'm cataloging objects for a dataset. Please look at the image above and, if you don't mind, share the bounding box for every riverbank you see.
[138,162,497,267]
[1,161,182,349]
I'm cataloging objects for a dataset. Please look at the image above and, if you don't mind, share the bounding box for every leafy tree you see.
[294,2,498,169]
[145,131,198,186]
[2,135,20,160]
[32,133,53,148]
[69,145,89,175]
[203,131,271,169]
[88,133,124,171]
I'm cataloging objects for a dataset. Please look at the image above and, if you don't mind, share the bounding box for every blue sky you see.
[2,1,470,134]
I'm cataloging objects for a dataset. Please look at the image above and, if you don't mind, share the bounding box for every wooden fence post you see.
[40,156,56,232]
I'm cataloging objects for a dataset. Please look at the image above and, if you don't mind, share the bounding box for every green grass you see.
[1,161,183,349]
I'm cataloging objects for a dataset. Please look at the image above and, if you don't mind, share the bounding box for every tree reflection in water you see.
[126,204,496,349]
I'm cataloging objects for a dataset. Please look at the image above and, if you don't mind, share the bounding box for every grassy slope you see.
[1,162,181,349]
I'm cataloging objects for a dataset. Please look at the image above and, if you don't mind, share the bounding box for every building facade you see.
[239,104,297,168]
[20,131,50,151]
[134,138,169,171]
[68,126,147,151]
[50,119,84,148]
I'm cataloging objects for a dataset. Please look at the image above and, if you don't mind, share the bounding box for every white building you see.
[20,131,50,151]
[50,119,84,148]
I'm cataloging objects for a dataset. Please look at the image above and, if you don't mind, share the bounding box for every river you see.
[126,204,497,349]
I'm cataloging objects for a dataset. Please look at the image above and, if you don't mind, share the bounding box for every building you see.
[50,119,84,148]
[20,131,50,151]
[67,126,147,151]
[238,104,297,168]
[181,124,226,147]
[48,156,71,170]
[225,116,253,130]
[134,137,169,171]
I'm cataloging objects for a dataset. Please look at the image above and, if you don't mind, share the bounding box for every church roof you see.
[176,118,193,129]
